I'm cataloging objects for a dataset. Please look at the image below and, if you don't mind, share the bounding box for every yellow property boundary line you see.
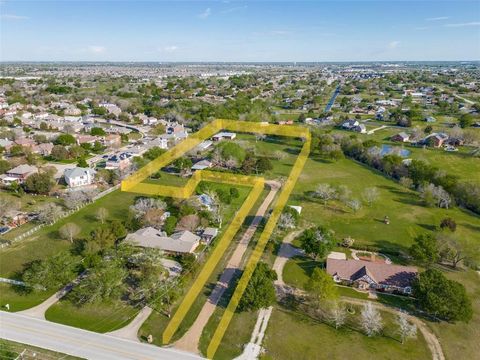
[121,119,311,357]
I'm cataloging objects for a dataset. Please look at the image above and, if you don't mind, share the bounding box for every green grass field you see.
[0,339,83,360]
[261,308,431,360]
[289,157,480,255]
[0,283,57,312]
[0,190,138,278]
[45,299,138,333]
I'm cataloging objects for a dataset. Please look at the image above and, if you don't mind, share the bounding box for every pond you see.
[380,144,410,157]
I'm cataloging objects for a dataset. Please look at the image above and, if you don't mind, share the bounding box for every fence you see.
[1,184,121,248]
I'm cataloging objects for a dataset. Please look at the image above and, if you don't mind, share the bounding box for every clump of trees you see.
[298,226,336,260]
[238,262,277,311]
[412,269,472,322]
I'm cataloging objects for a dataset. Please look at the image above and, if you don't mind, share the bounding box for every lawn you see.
[138,185,264,345]
[261,307,431,360]
[0,190,138,278]
[426,270,480,360]
[0,283,57,312]
[45,299,138,333]
[289,157,480,255]
[0,339,83,360]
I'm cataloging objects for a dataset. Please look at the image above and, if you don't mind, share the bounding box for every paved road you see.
[0,311,203,360]
[174,181,280,354]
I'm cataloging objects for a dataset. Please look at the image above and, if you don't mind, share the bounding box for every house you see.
[0,138,13,152]
[125,227,200,254]
[63,167,96,188]
[212,132,237,141]
[424,133,449,148]
[105,152,133,170]
[200,227,219,244]
[196,140,213,152]
[104,134,121,148]
[191,159,212,171]
[391,132,410,142]
[326,258,417,294]
[340,119,359,130]
[353,124,367,133]
[76,134,98,145]
[14,138,36,150]
[32,142,54,156]
[1,164,38,184]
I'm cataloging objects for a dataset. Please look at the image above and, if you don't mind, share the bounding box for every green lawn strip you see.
[290,157,480,255]
[261,307,431,360]
[138,186,267,345]
[282,256,323,289]
[45,299,138,333]
[426,270,480,360]
[141,172,189,187]
[0,338,84,360]
[0,283,57,312]
[0,190,138,278]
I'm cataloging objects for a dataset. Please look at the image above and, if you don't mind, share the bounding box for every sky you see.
[1,0,479,62]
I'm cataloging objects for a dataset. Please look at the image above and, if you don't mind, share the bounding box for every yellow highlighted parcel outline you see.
[121,119,311,358]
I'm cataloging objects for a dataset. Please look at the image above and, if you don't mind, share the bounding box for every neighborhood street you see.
[0,311,203,360]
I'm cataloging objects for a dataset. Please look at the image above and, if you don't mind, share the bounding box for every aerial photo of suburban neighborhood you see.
[0,1,479,360]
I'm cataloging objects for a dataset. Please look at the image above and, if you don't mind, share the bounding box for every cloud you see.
[1,13,29,20]
[220,5,247,14]
[426,16,449,21]
[270,30,291,35]
[163,45,179,53]
[414,26,429,31]
[198,8,211,19]
[87,45,106,54]
[388,41,400,49]
[445,22,480,27]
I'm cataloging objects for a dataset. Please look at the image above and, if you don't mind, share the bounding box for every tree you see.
[278,212,296,230]
[70,260,127,304]
[399,177,414,189]
[0,159,10,174]
[150,123,166,135]
[90,225,116,249]
[305,268,339,304]
[77,157,88,168]
[164,215,177,235]
[90,127,106,136]
[346,198,362,213]
[55,133,76,146]
[143,146,166,161]
[173,157,192,174]
[459,114,473,129]
[314,183,337,207]
[362,187,379,206]
[440,217,456,232]
[255,157,273,173]
[129,198,167,219]
[412,268,472,322]
[24,172,55,194]
[238,262,277,311]
[299,226,336,260]
[95,207,109,224]
[436,232,471,268]
[51,145,69,161]
[22,251,79,290]
[409,233,439,265]
[38,203,63,224]
[396,313,417,344]
[327,302,347,329]
[59,222,80,243]
[361,302,383,336]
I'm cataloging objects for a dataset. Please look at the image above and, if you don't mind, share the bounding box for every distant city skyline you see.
[1,0,479,62]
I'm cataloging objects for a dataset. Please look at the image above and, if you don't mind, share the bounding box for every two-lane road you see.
[0,311,203,360]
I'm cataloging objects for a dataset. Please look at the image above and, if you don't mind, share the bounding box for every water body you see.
[380,144,410,157]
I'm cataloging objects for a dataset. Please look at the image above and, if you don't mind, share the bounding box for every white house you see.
[64,167,96,188]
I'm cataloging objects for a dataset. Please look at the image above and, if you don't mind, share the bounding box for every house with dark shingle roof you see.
[326,258,417,294]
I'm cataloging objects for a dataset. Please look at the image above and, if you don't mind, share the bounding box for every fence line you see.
[1,184,121,248]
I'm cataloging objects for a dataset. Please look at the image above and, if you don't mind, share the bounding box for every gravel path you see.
[173,181,280,354]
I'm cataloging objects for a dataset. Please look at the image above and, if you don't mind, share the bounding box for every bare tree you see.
[96,207,109,224]
[328,302,347,330]
[337,185,352,204]
[273,150,286,161]
[399,177,414,189]
[361,302,383,337]
[396,313,417,344]
[362,187,379,207]
[346,199,362,213]
[63,191,86,210]
[314,183,337,206]
[278,212,296,230]
[129,198,167,219]
[59,222,80,243]
[38,203,64,224]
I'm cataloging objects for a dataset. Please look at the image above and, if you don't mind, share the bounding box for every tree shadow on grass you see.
[417,223,437,232]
